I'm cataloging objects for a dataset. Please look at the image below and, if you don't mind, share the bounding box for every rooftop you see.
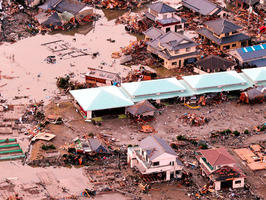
[143,27,164,40]
[198,147,236,167]
[121,78,186,97]
[234,43,266,62]
[204,18,242,35]
[183,71,247,90]
[70,86,134,111]
[197,28,249,45]
[196,55,235,71]
[86,68,121,82]
[140,135,177,161]
[182,0,220,16]
[242,67,266,84]
[148,2,176,13]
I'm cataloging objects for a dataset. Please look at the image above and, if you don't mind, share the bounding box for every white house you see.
[127,135,183,181]
[145,2,185,33]
[196,147,245,190]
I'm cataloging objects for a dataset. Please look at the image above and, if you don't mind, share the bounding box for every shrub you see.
[171,143,178,149]
[232,131,240,136]
[42,144,56,151]
[128,144,132,148]
[244,129,249,134]
[88,132,94,137]
[177,135,187,141]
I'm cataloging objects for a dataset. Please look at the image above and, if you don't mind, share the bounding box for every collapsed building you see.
[144,28,199,69]
[197,18,250,50]
[35,0,94,30]
[85,68,121,87]
[127,135,184,181]
[196,148,245,190]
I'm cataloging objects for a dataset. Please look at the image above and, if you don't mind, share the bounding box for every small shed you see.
[126,100,156,116]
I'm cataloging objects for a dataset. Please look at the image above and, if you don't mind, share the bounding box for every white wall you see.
[233,178,245,189]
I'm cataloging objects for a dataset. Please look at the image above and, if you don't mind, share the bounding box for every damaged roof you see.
[210,166,244,181]
[140,136,179,161]
[126,100,156,116]
[198,147,236,167]
[39,0,86,15]
[42,12,62,27]
[196,55,235,71]
[204,18,242,35]
[55,0,87,15]
[149,2,176,13]
[70,86,134,111]
[182,0,221,16]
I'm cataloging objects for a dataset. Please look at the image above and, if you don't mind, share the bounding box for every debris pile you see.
[179,113,209,126]
[0,0,39,42]
[56,75,87,92]
[83,0,152,10]
[115,12,154,34]
[113,40,162,66]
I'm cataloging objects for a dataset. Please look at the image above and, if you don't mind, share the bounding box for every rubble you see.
[113,40,162,67]
[179,113,210,126]
[83,0,152,10]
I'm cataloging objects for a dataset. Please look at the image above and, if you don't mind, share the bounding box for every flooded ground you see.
[0,8,137,105]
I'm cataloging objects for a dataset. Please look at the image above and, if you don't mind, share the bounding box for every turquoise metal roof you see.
[183,71,247,90]
[121,78,185,97]
[70,86,134,111]
[242,67,266,85]
[70,67,261,112]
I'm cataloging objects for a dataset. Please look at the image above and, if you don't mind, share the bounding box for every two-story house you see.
[144,28,199,69]
[196,147,245,190]
[145,2,185,33]
[127,135,183,181]
[197,18,250,50]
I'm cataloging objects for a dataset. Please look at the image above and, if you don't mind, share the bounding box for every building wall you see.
[128,147,183,180]
[169,46,196,57]
[233,178,245,188]
[220,41,243,50]
[163,53,198,69]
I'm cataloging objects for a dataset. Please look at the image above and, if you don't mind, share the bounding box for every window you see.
[186,47,191,52]
[225,33,229,37]
[174,50,179,54]
[163,14,167,19]
[166,27,171,32]
[170,161,174,166]
[232,43,236,47]
[223,45,230,50]
[172,62,177,65]
[152,161,160,166]
[235,180,241,184]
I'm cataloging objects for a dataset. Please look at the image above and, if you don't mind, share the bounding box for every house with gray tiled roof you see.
[197,18,250,50]
[182,0,225,16]
[144,27,199,69]
[127,135,183,181]
[195,55,236,74]
[145,2,185,33]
